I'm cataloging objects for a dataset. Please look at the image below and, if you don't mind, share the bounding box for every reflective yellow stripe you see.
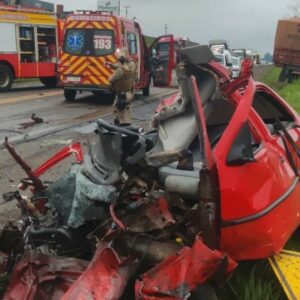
[101,76,109,85]
[103,22,114,30]
[88,65,101,76]
[89,76,101,85]
[72,62,86,75]
[106,55,117,63]
[90,57,111,77]
[64,57,86,74]
[92,22,104,29]
[67,21,77,28]
[61,53,69,61]
[77,21,88,28]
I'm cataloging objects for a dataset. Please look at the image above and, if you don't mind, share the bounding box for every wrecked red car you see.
[1,45,300,299]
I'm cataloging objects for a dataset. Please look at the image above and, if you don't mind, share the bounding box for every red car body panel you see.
[3,253,88,300]
[213,77,300,260]
[62,246,137,300]
[135,236,237,299]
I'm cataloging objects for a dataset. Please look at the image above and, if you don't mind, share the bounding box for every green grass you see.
[220,67,300,300]
[220,231,300,300]
[260,67,300,113]
[221,260,284,300]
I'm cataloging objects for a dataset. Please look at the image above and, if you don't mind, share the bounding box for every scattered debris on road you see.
[19,113,44,129]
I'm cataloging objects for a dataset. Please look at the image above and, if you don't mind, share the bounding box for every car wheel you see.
[0,64,13,91]
[189,284,218,300]
[64,89,77,102]
[40,77,57,88]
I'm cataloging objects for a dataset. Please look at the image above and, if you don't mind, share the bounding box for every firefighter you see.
[107,47,137,125]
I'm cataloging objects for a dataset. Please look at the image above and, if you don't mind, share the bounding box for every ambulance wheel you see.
[189,284,218,300]
[64,89,77,102]
[40,77,57,88]
[143,85,150,96]
[0,64,13,91]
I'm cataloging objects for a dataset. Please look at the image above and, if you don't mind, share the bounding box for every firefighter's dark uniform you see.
[109,48,137,125]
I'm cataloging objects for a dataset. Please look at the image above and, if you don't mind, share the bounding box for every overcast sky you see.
[52,0,297,55]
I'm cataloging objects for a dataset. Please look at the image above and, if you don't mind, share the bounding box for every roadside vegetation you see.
[221,66,300,300]
[260,66,300,112]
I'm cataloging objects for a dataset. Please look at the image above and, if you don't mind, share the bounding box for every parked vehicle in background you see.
[150,36,198,86]
[231,55,241,78]
[210,40,233,76]
[232,48,260,65]
[274,17,300,83]
[59,11,154,101]
[0,3,64,91]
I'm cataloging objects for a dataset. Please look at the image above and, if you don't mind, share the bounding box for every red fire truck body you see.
[0,4,63,90]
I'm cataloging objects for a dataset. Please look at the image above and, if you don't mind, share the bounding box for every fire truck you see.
[0,3,64,91]
[59,11,175,101]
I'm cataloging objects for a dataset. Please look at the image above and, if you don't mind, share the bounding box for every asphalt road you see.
[0,83,174,146]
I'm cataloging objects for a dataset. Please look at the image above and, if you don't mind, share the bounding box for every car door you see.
[253,85,300,172]
[148,34,175,87]
[213,79,300,261]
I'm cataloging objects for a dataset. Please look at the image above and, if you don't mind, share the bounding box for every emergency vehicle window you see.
[93,29,115,56]
[253,91,295,133]
[19,26,35,63]
[157,42,169,54]
[127,32,137,55]
[64,29,115,56]
[64,29,86,55]
[37,27,56,62]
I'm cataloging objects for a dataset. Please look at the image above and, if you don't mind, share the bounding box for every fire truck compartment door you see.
[149,34,175,87]
[0,23,17,52]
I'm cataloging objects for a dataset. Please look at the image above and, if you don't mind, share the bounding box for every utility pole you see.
[123,5,131,17]
[118,0,121,15]
[164,23,168,34]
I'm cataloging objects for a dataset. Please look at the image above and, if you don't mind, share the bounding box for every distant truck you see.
[209,39,233,72]
[274,17,300,82]
[232,48,260,64]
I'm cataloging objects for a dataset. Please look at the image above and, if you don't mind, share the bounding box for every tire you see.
[64,89,77,102]
[40,77,57,88]
[143,84,150,96]
[189,284,218,300]
[0,64,13,91]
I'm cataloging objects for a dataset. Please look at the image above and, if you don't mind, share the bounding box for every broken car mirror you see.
[226,122,256,166]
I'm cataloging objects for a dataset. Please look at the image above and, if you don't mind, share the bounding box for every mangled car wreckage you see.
[1,45,300,299]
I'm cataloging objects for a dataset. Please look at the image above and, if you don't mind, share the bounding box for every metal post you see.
[123,5,130,17]
[164,23,168,34]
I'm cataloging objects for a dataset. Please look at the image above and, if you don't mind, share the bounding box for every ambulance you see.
[59,11,175,101]
[0,3,64,91]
